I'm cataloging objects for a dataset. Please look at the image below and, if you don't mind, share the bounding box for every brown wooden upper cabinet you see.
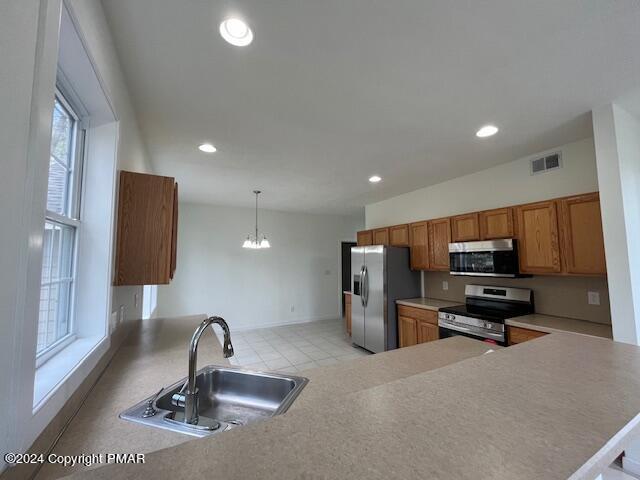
[409,221,429,270]
[389,224,410,246]
[170,182,178,280]
[115,171,178,286]
[479,207,514,240]
[559,193,606,275]
[373,227,390,245]
[515,200,561,274]
[357,230,372,246]
[451,213,480,242]
[428,217,451,271]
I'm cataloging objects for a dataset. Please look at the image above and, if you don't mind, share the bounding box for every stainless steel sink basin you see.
[120,366,308,437]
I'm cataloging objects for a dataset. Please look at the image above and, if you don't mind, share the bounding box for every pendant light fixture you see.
[242,190,270,249]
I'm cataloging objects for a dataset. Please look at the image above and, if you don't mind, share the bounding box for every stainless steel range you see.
[438,285,534,346]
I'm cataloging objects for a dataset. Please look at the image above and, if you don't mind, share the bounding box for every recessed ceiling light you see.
[369,175,382,183]
[219,18,253,47]
[198,143,217,153]
[476,125,499,138]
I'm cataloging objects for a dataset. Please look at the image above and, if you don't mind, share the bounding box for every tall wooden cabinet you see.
[428,218,451,271]
[559,193,606,275]
[515,200,561,274]
[115,171,178,285]
[409,221,429,270]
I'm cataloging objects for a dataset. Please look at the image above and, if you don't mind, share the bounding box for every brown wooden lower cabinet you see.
[344,293,352,336]
[417,319,439,343]
[398,315,418,347]
[398,305,439,347]
[507,326,547,345]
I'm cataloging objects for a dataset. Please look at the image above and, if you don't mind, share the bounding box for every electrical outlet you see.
[134,293,139,308]
[119,305,125,324]
[290,305,295,313]
[588,291,600,306]
[442,281,449,291]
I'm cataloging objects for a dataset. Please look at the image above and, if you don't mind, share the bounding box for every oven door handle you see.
[439,321,505,341]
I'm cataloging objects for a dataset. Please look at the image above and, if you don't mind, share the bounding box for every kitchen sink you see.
[120,366,309,437]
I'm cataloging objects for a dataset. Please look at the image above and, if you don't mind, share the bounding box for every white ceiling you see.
[101,0,640,214]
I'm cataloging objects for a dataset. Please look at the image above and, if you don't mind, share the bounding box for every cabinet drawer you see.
[397,305,438,325]
[507,326,547,345]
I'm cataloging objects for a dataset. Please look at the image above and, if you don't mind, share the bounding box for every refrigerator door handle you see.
[362,265,369,307]
[359,265,366,307]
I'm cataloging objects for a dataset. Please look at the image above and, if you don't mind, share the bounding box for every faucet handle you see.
[142,387,164,418]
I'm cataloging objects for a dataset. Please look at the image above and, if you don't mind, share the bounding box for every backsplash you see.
[423,272,611,324]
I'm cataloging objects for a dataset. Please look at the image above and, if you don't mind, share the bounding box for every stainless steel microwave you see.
[448,239,520,277]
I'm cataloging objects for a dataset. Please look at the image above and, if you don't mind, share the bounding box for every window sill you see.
[33,335,105,411]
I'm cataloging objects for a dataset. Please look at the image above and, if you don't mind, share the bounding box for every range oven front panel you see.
[438,312,507,347]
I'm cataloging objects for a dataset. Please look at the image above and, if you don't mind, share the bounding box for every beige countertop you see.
[290,336,497,411]
[396,297,613,339]
[34,315,231,480]
[506,314,613,339]
[38,318,494,479]
[396,297,461,311]
[343,290,352,295]
[68,332,640,480]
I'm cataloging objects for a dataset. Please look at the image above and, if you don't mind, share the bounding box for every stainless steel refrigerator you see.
[351,245,421,353]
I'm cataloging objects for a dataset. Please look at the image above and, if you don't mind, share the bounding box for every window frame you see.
[36,87,86,366]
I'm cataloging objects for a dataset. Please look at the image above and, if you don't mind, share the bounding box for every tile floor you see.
[215,318,370,374]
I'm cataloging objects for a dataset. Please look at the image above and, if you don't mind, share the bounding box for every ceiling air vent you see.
[530,152,562,175]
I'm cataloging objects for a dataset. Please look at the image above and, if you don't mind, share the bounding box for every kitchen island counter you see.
[69,332,640,480]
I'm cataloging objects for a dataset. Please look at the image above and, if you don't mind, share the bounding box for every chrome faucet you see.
[172,316,234,424]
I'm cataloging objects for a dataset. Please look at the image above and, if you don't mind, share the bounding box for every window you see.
[37,90,84,361]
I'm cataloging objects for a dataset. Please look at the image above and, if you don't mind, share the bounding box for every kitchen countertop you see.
[506,314,612,339]
[290,336,498,411]
[37,318,494,479]
[69,332,640,480]
[396,297,461,311]
[34,315,231,480]
[397,298,613,339]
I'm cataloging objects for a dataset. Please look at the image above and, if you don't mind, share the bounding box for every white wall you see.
[593,104,640,345]
[0,0,51,465]
[0,0,153,464]
[64,0,152,321]
[365,138,598,228]
[157,203,363,330]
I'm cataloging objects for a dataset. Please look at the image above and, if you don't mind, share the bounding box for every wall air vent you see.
[530,152,562,175]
